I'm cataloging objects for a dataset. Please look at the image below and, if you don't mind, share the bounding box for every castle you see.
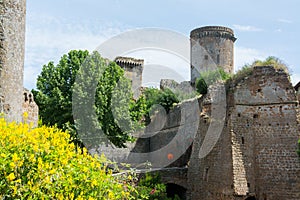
[0,1,299,199]
[97,27,300,199]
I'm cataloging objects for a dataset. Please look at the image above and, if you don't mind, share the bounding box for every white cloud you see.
[234,46,268,71]
[24,14,128,89]
[277,18,293,24]
[126,49,190,86]
[232,24,263,32]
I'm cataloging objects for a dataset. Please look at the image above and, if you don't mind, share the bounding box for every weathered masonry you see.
[0,0,26,122]
[188,66,300,200]
[115,56,144,99]
[190,26,236,84]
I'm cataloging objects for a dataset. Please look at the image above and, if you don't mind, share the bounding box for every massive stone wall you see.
[188,66,300,200]
[229,66,300,200]
[0,0,26,122]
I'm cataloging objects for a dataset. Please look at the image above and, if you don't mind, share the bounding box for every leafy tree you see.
[33,50,89,145]
[34,50,145,148]
[195,67,231,94]
[142,88,179,125]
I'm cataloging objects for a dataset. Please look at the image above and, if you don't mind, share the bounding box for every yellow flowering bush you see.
[0,117,134,199]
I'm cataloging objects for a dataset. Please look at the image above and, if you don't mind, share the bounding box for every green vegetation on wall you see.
[195,67,231,94]
[233,56,290,83]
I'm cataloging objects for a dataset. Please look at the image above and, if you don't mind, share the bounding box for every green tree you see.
[34,50,145,147]
[142,88,179,124]
[33,50,89,141]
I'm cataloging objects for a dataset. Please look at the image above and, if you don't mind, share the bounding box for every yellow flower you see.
[7,173,15,181]
[12,153,19,163]
[23,112,28,120]
[18,160,24,167]
[14,179,21,184]
[0,153,6,158]
[10,162,16,168]
[56,193,64,200]
[45,176,51,184]
[91,179,98,187]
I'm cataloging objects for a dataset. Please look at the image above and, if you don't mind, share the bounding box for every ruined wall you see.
[188,84,234,200]
[22,88,38,127]
[94,66,300,200]
[188,66,300,200]
[229,66,300,200]
[0,0,26,122]
[115,56,144,99]
[190,26,236,84]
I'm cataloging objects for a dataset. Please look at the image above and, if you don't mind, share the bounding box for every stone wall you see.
[115,56,144,99]
[229,66,300,200]
[188,83,234,200]
[22,88,38,127]
[188,66,300,200]
[0,0,26,122]
[190,26,236,84]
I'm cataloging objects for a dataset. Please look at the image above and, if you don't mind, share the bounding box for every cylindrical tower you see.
[190,26,236,84]
[0,0,26,122]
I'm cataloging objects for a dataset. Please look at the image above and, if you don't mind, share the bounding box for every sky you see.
[24,0,300,89]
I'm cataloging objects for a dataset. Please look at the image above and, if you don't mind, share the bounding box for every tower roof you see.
[190,26,236,42]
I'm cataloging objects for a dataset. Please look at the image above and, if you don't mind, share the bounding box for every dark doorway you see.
[166,183,187,200]
[245,196,257,200]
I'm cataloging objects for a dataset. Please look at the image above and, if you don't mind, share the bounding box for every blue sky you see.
[25,0,300,89]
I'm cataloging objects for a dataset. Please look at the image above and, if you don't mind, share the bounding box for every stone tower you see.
[0,0,26,122]
[190,26,236,84]
[115,56,144,99]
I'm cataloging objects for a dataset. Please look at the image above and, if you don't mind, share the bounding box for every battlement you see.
[115,56,144,67]
[190,26,236,42]
[114,56,144,99]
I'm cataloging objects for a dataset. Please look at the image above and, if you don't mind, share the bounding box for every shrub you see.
[195,67,231,94]
[142,88,179,124]
[232,56,291,84]
[253,56,290,74]
[0,117,135,199]
[231,65,253,84]
[135,173,169,200]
